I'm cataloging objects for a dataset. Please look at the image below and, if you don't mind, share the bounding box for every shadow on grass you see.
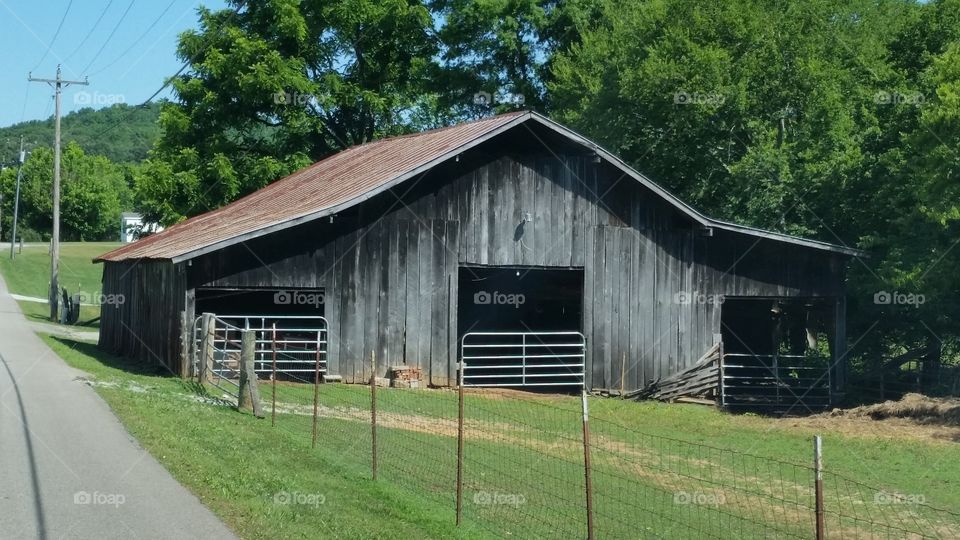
[22,311,101,329]
[49,336,165,376]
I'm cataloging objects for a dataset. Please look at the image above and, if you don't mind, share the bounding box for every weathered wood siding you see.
[99,260,187,375]
[182,141,846,391]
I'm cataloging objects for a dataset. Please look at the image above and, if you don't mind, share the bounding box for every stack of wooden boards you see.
[629,343,721,403]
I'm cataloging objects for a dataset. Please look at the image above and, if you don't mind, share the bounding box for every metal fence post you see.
[271,323,277,427]
[312,334,321,449]
[814,435,824,540]
[456,358,465,526]
[371,350,378,481]
[582,390,595,540]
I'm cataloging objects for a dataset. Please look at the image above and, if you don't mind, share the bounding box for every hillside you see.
[0,102,161,164]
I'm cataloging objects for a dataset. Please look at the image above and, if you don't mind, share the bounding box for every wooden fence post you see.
[179,311,191,378]
[814,435,825,540]
[199,313,215,384]
[238,330,265,418]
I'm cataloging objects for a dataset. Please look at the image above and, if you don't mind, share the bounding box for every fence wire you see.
[201,357,960,539]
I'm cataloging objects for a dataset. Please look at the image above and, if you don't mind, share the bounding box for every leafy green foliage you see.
[1,143,134,241]
[549,0,960,376]
[0,103,161,164]
[137,0,440,224]
[7,0,951,384]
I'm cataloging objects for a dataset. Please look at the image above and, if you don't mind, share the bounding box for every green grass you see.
[0,242,115,326]
[39,335,960,539]
[42,336,487,539]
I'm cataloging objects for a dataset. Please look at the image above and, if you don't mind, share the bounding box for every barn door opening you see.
[457,267,585,388]
[196,287,325,318]
[720,298,833,413]
[194,287,327,381]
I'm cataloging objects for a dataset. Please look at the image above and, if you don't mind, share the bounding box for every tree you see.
[428,0,602,118]
[547,0,960,393]
[138,0,439,225]
[15,143,131,241]
[0,103,162,164]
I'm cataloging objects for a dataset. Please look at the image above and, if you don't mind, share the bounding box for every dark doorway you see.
[196,287,326,318]
[196,287,327,382]
[457,266,586,389]
[720,298,831,357]
[720,298,834,413]
[457,267,584,336]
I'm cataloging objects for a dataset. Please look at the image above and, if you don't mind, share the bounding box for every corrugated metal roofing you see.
[97,110,863,262]
[97,111,529,262]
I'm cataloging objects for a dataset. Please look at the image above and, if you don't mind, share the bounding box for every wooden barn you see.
[95,111,862,411]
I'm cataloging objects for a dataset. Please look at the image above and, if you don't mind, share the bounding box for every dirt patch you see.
[784,394,960,444]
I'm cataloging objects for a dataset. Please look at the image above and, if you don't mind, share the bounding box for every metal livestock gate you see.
[192,314,328,383]
[460,331,586,387]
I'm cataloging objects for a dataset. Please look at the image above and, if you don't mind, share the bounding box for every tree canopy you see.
[0,103,161,165]
[1,142,132,241]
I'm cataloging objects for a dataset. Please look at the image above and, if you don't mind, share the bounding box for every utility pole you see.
[29,65,87,320]
[10,136,26,259]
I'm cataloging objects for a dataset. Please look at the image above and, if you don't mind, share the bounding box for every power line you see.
[92,5,243,139]
[17,85,32,124]
[80,0,137,75]
[42,93,54,120]
[31,0,74,71]
[89,0,177,76]
[62,0,115,64]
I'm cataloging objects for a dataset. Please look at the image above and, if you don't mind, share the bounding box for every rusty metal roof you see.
[97,111,530,262]
[97,110,862,262]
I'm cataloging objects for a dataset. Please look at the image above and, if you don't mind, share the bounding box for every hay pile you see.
[826,393,960,426]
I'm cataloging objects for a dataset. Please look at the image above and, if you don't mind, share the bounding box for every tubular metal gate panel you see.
[720,352,832,412]
[191,315,242,402]
[193,314,328,383]
[460,331,586,387]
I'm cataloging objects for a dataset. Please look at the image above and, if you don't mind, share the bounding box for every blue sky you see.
[0,0,229,128]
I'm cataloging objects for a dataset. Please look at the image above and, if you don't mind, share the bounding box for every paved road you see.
[0,275,236,539]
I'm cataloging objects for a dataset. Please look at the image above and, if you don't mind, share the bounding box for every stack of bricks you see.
[389,366,422,389]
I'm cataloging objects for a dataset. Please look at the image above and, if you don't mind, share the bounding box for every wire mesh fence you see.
[197,340,960,539]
